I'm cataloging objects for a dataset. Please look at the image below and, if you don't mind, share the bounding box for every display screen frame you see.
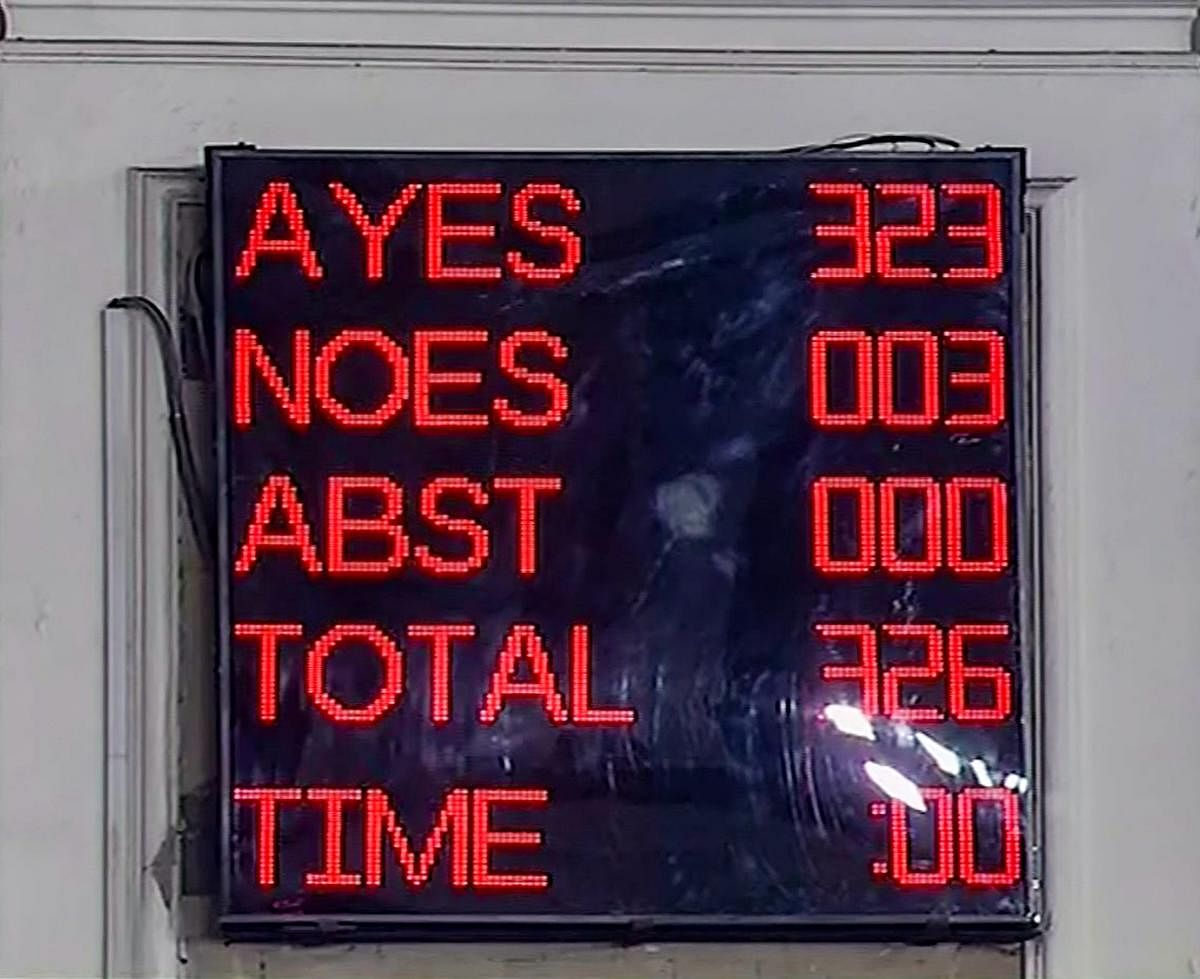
[208,145,1042,943]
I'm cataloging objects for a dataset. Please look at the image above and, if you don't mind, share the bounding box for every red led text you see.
[817,622,1013,724]
[871,787,1022,887]
[234,180,582,285]
[233,472,562,580]
[233,327,569,433]
[809,182,1004,283]
[233,619,636,728]
[811,475,1009,577]
[234,784,550,891]
[809,329,1005,430]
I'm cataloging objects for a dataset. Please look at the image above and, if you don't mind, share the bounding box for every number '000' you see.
[811,476,1008,577]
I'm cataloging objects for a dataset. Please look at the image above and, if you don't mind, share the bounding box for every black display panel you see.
[209,147,1039,941]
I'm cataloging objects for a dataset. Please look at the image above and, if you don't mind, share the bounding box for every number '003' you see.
[809,329,1005,431]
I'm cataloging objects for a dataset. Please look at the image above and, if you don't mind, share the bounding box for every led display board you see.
[209,146,1039,940]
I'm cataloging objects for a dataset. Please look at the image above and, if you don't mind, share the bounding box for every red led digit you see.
[470,788,551,890]
[878,330,939,429]
[816,623,880,717]
[506,183,583,284]
[808,330,873,428]
[305,623,404,725]
[811,476,875,575]
[413,476,490,577]
[880,477,941,575]
[412,329,491,430]
[887,788,955,887]
[492,476,563,577]
[494,330,571,431]
[478,623,569,725]
[326,475,409,576]
[945,330,1006,429]
[233,328,311,429]
[233,622,303,723]
[570,624,636,726]
[233,181,324,282]
[946,477,1009,574]
[810,183,871,282]
[957,787,1022,886]
[304,788,364,888]
[425,182,504,282]
[233,787,304,888]
[407,623,477,725]
[363,786,471,888]
[948,624,1013,723]
[881,623,945,723]
[314,329,410,429]
[234,474,322,575]
[942,183,1004,281]
[329,181,422,281]
[875,183,936,281]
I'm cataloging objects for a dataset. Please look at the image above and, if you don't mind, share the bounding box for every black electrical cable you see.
[780,133,962,154]
[106,296,215,563]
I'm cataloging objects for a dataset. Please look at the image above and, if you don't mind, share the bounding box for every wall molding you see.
[1021,180,1086,979]
[3,39,1197,70]
[103,168,204,979]
[4,0,1196,52]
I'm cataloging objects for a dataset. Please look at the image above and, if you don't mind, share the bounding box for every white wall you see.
[1,3,1199,978]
